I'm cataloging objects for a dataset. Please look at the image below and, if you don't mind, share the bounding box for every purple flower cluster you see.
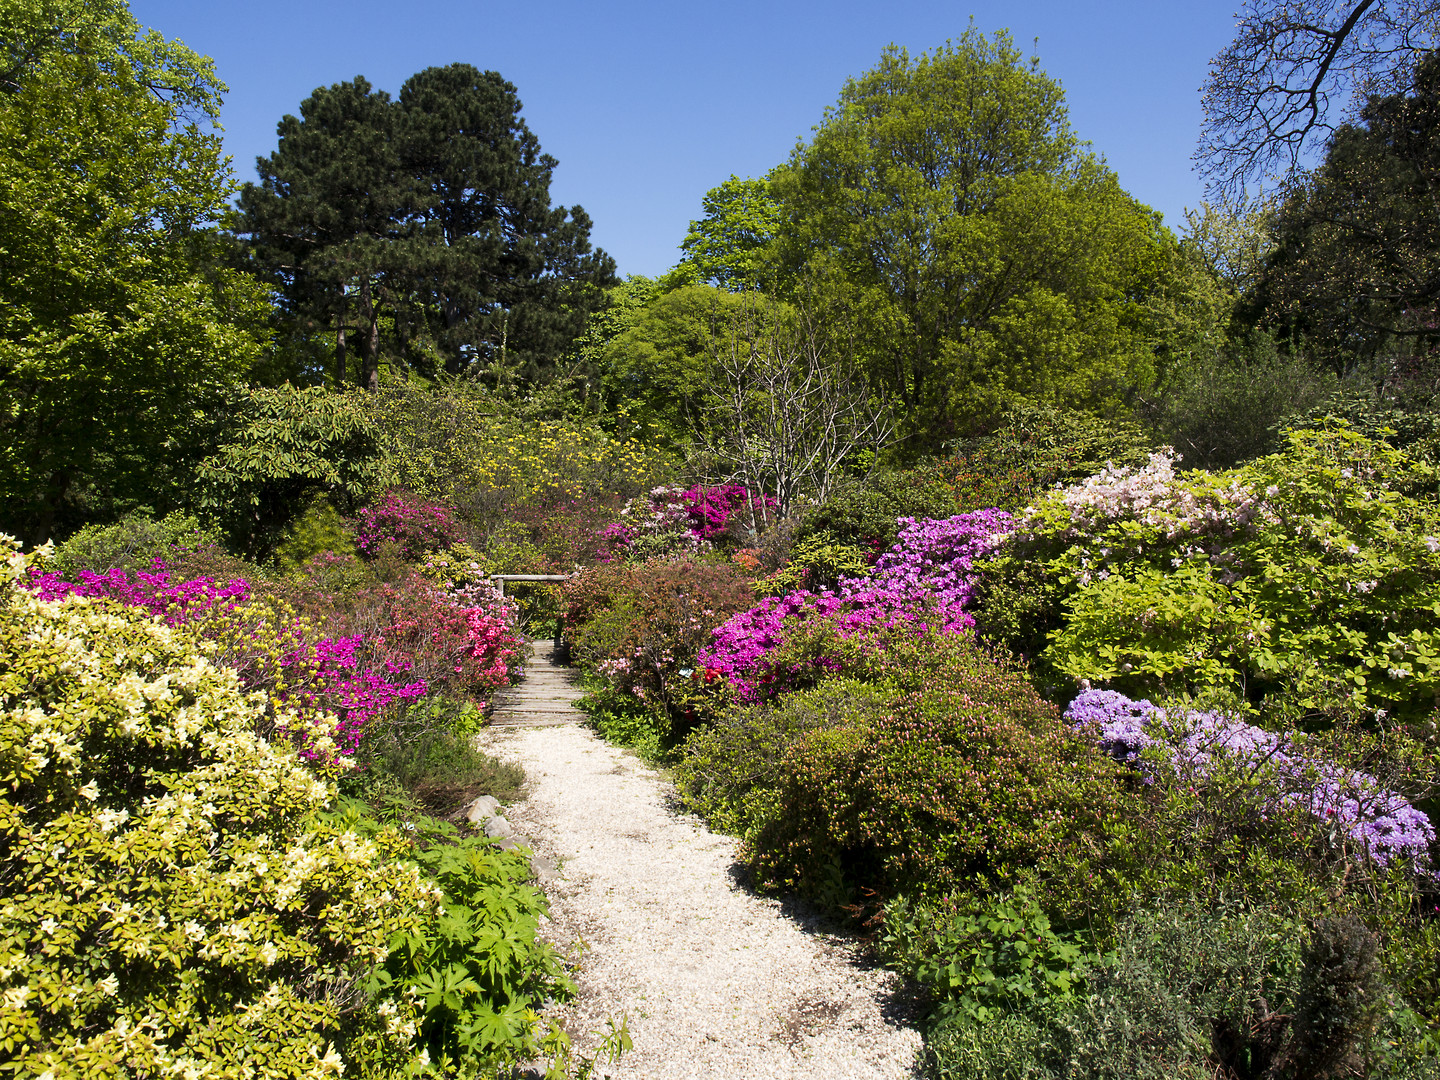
[700,511,1015,698]
[1065,689,1435,870]
[857,510,1014,634]
[28,563,252,624]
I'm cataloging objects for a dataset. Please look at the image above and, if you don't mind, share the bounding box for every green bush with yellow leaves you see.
[0,538,439,1078]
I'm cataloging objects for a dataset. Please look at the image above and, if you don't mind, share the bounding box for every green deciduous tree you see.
[771,32,1173,455]
[678,174,782,291]
[0,0,268,542]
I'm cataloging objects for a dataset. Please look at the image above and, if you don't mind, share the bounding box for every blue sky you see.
[130,1,1240,278]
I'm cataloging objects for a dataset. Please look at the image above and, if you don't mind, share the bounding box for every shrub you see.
[1066,688,1436,873]
[372,831,574,1074]
[271,495,359,571]
[0,539,436,1077]
[939,402,1152,514]
[351,695,526,816]
[196,384,394,555]
[701,511,1013,699]
[881,888,1083,1026]
[678,629,1124,906]
[51,510,220,575]
[374,380,674,521]
[976,425,1440,721]
[354,490,462,561]
[563,557,755,747]
[796,467,958,554]
[921,903,1434,1080]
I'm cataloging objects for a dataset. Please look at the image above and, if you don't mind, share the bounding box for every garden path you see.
[476,643,922,1080]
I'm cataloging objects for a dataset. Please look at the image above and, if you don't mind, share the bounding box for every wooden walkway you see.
[486,640,585,728]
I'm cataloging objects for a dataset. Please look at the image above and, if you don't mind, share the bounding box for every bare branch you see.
[694,297,895,518]
[1198,0,1439,198]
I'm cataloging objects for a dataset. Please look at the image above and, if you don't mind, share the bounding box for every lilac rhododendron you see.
[701,510,1014,698]
[1065,688,1435,870]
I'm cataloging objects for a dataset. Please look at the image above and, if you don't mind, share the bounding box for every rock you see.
[530,856,559,885]
[465,795,501,824]
[484,815,514,839]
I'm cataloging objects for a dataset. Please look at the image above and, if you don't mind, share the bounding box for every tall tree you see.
[236,64,616,390]
[1199,0,1440,196]
[236,77,407,391]
[678,175,781,292]
[399,64,616,384]
[772,31,1171,453]
[0,0,267,542]
[1250,49,1440,372]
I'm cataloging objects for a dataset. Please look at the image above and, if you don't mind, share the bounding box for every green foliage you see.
[564,557,754,751]
[237,65,615,390]
[798,468,958,553]
[0,0,268,542]
[0,539,434,1077]
[1251,51,1440,374]
[883,889,1083,1026]
[772,32,1172,451]
[349,694,525,816]
[374,379,672,522]
[195,384,394,554]
[921,903,1431,1080]
[993,426,1440,722]
[678,174,782,291]
[753,529,871,596]
[272,496,359,571]
[594,283,745,446]
[573,681,667,763]
[371,832,574,1076]
[940,402,1153,514]
[676,629,1123,906]
[1138,334,1336,470]
[50,510,219,575]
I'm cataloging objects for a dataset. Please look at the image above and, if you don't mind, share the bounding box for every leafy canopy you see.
[0,0,268,543]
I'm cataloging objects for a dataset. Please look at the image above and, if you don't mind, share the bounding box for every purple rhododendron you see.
[1065,688,1435,870]
[700,510,1014,698]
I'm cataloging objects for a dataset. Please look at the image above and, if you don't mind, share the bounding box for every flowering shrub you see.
[678,629,1124,905]
[977,426,1440,719]
[26,560,524,755]
[28,561,252,622]
[602,484,778,560]
[701,511,1014,699]
[0,538,439,1078]
[563,558,755,746]
[354,489,461,560]
[1066,689,1436,871]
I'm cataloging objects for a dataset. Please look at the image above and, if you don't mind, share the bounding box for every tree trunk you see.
[358,276,380,392]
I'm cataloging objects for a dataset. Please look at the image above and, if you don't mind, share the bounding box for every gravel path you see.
[475,719,923,1080]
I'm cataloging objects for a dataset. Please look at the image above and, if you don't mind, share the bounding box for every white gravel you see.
[477,722,923,1080]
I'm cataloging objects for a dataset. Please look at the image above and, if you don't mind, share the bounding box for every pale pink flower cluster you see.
[1021,450,1271,542]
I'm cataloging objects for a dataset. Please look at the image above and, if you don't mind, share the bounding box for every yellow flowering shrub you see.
[376,382,674,511]
[0,538,438,1079]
